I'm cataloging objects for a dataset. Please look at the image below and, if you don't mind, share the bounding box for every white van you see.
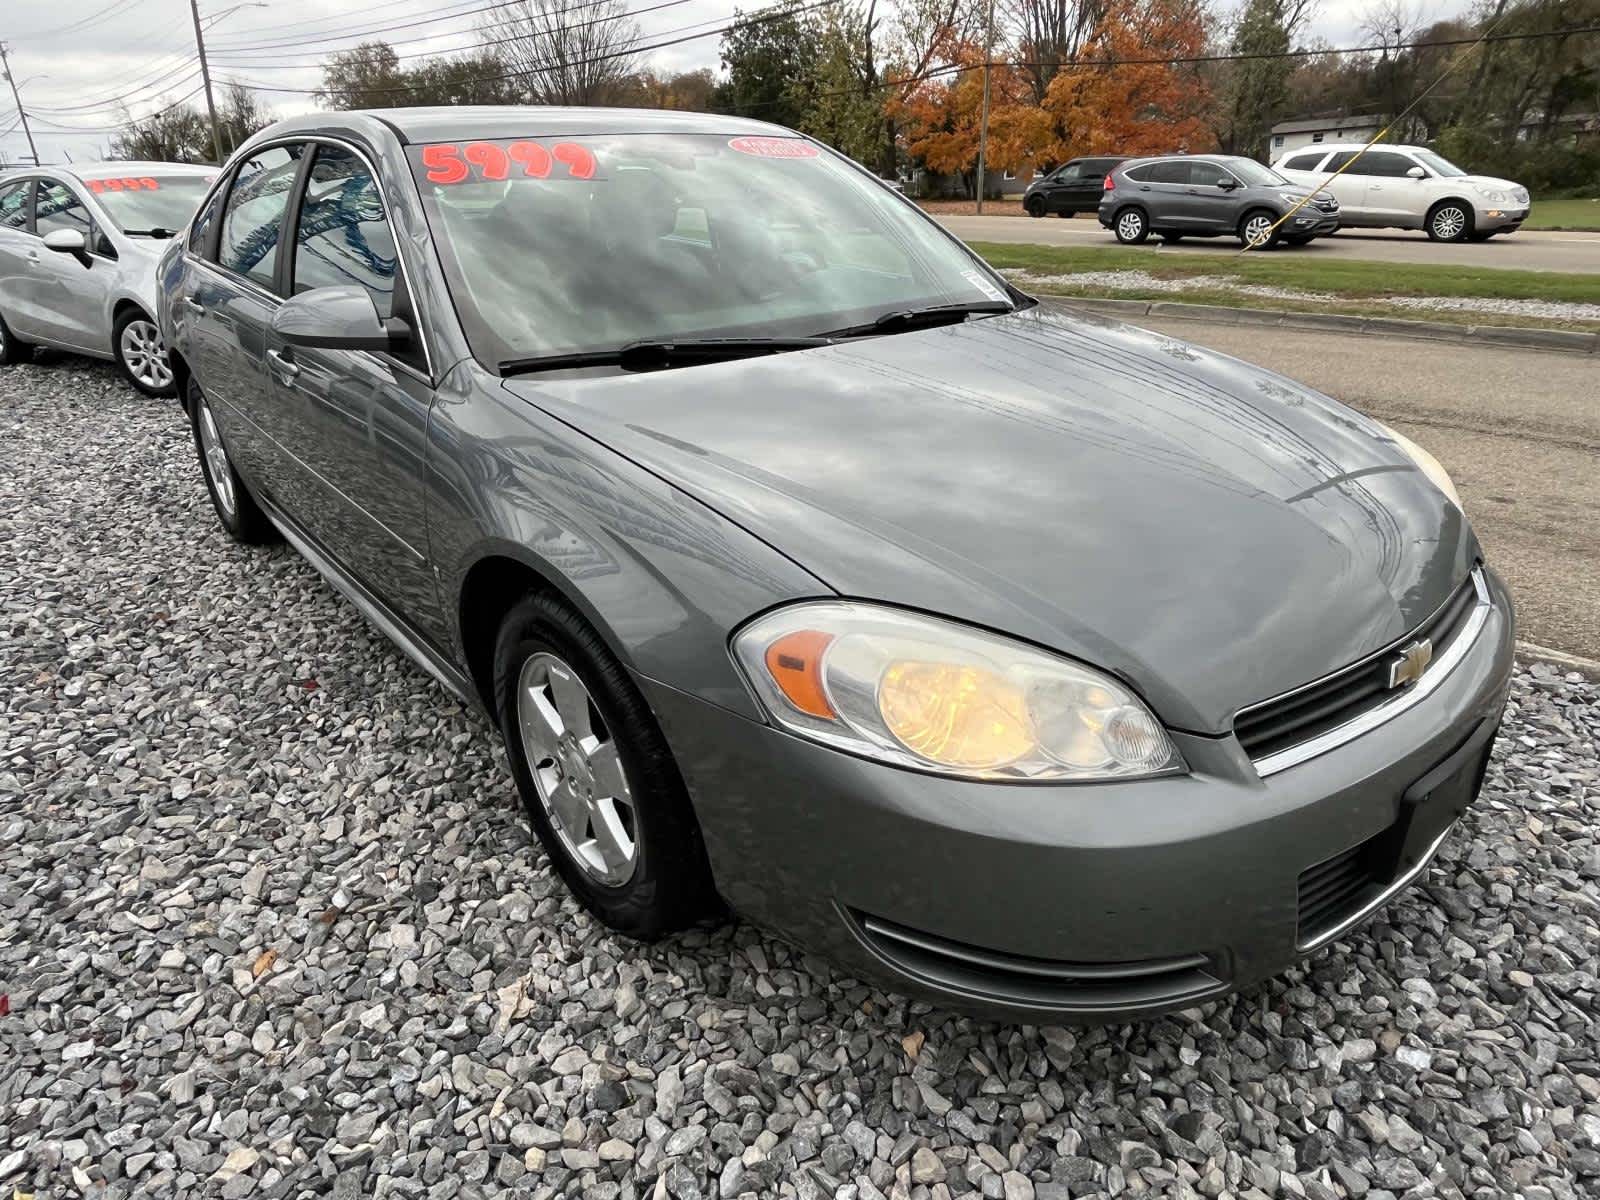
[1272,144,1528,242]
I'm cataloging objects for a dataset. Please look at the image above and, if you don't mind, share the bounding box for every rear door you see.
[1319,151,1372,218]
[266,140,442,631]
[1141,160,1194,228]
[25,179,106,351]
[183,143,310,493]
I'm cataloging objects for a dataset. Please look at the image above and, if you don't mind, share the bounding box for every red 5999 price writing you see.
[421,141,597,185]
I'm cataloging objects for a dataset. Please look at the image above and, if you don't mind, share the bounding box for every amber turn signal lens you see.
[878,661,1033,769]
[764,630,837,719]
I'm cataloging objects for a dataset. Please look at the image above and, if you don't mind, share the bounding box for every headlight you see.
[732,602,1184,782]
[1378,421,1461,510]
[1472,185,1508,203]
[1279,192,1309,207]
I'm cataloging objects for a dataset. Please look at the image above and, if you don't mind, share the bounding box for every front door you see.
[265,141,443,636]
[22,180,105,351]
[1181,162,1242,233]
[1356,151,1426,224]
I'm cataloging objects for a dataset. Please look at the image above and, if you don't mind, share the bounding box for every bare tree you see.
[491,0,643,106]
[1005,0,1106,104]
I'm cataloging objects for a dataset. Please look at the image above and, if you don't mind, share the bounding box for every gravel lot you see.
[4,357,1600,1200]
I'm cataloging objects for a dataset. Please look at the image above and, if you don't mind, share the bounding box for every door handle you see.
[25,251,39,264]
[266,348,300,384]
[1139,185,1151,192]
[181,296,205,314]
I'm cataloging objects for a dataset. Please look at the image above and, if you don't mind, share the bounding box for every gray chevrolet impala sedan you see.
[157,108,1514,1022]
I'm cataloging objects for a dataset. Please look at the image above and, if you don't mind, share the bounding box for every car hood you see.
[502,306,1476,732]
[1461,174,1523,193]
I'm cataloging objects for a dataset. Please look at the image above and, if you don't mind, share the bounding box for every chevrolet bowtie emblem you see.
[1387,638,1433,689]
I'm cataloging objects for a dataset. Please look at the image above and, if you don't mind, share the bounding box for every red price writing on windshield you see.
[422,141,597,185]
[87,178,161,192]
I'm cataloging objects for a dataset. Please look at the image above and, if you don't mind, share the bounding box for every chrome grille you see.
[1235,569,1489,774]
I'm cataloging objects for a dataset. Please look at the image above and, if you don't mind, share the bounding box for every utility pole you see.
[0,43,41,166]
[974,0,995,214]
[190,0,226,165]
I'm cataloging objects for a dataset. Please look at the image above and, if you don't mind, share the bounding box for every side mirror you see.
[270,285,410,353]
[1217,177,1239,191]
[1406,165,1426,179]
[43,229,90,264]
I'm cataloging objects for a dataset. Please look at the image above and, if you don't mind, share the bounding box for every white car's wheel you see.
[114,309,176,397]
[1427,202,1471,242]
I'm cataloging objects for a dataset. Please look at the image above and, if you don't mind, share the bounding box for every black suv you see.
[1022,156,1127,217]
[1097,155,1339,248]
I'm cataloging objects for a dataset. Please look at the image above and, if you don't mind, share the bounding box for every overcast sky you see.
[1,0,1471,166]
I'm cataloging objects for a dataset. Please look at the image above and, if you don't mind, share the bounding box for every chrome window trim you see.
[1296,819,1456,952]
[183,133,437,385]
[1249,568,1492,778]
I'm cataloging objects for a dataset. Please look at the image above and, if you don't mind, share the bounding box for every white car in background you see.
[0,162,219,395]
[1272,143,1529,242]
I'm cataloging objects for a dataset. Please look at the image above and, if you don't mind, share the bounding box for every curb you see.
[1046,297,1600,355]
[1515,641,1600,682]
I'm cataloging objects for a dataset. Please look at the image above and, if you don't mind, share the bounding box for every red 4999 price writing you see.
[421,141,597,185]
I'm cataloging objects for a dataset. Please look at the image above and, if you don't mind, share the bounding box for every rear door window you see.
[1325,151,1359,173]
[1284,153,1326,171]
[36,181,92,238]
[218,144,307,291]
[1147,161,1191,185]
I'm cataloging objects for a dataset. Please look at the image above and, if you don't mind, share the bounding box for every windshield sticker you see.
[87,178,160,192]
[423,140,598,185]
[728,136,819,160]
[963,270,1007,302]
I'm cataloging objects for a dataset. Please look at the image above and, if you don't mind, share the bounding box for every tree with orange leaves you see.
[1041,0,1215,157]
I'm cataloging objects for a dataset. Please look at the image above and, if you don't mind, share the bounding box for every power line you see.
[207,0,633,53]
[223,0,837,96]
[11,0,143,41]
[208,0,703,70]
[26,59,201,116]
[21,83,207,134]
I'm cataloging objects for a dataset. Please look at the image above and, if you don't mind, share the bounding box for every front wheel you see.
[493,593,721,939]
[1238,211,1279,249]
[1025,195,1046,218]
[187,378,278,544]
[114,309,176,397]
[0,312,32,366]
[1114,208,1148,244]
[1427,202,1471,242]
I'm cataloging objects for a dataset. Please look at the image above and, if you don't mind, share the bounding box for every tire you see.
[1238,210,1280,250]
[1427,201,1472,242]
[1113,207,1148,244]
[0,311,32,366]
[1025,195,1046,218]
[186,377,278,544]
[113,308,176,398]
[493,593,721,939]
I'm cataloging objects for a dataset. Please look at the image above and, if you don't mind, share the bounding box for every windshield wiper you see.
[124,227,174,239]
[822,300,1015,340]
[499,336,833,376]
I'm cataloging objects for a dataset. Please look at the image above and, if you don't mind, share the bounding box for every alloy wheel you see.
[197,398,237,519]
[1243,214,1275,248]
[120,319,173,391]
[516,652,639,886]
[1432,206,1466,240]
[1117,211,1143,241]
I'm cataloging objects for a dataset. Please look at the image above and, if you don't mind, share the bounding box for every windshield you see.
[1226,159,1289,187]
[1413,149,1467,178]
[408,133,1012,366]
[83,174,215,234]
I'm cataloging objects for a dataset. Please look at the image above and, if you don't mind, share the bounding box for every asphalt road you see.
[939,214,1600,273]
[1126,314,1600,660]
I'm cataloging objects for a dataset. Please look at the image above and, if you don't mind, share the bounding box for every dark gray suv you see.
[1099,154,1340,248]
[157,108,1511,1023]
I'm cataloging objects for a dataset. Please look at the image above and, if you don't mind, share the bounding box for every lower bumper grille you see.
[848,909,1224,1013]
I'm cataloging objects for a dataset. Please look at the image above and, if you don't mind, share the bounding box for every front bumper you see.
[1477,205,1527,232]
[643,569,1515,1023]
[1289,211,1340,236]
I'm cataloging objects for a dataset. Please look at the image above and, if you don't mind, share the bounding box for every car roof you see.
[1279,143,1427,155]
[1117,154,1255,168]
[256,105,800,146]
[0,161,219,185]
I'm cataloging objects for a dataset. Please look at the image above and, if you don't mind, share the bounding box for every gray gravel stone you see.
[4,357,1598,1200]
